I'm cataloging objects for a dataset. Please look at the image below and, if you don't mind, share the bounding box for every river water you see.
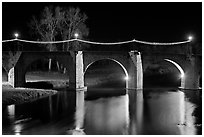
[2,87,202,135]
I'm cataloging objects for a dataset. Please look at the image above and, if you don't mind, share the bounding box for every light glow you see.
[188,36,193,41]
[74,33,79,39]
[124,76,129,81]
[14,124,22,135]
[14,33,19,39]
[180,73,185,78]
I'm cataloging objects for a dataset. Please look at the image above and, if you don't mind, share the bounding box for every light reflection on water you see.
[141,90,184,134]
[84,94,129,135]
[2,88,200,135]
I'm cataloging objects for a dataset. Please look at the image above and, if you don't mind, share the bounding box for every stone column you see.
[128,51,144,134]
[8,67,15,87]
[136,52,143,89]
[68,51,77,89]
[76,51,85,89]
[68,50,86,134]
[128,51,143,89]
[181,57,200,89]
[8,64,25,88]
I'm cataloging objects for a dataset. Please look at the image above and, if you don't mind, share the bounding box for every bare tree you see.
[58,7,89,51]
[58,7,89,73]
[30,6,63,71]
[29,6,89,72]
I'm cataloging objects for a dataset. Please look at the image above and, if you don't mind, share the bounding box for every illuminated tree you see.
[58,7,89,51]
[29,6,89,71]
[30,6,63,71]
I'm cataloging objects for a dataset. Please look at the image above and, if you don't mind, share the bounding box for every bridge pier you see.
[76,51,85,89]
[181,57,201,90]
[128,51,144,134]
[128,51,143,90]
[8,59,26,87]
[8,67,15,87]
[8,67,14,87]
[181,70,200,90]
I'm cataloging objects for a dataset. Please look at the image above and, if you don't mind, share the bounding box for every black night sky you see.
[2,2,202,43]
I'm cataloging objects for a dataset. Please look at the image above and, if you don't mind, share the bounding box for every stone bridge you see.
[3,46,201,90]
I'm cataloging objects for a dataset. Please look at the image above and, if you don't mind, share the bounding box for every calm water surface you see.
[2,87,201,135]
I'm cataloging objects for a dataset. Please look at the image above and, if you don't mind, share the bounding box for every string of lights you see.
[2,37,191,46]
[2,39,18,43]
[2,38,76,44]
[132,39,191,45]
[77,39,135,45]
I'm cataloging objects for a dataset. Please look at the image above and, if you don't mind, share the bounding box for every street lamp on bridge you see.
[14,33,19,39]
[74,33,79,39]
[188,35,193,41]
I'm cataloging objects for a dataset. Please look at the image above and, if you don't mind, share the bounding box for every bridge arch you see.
[12,52,76,88]
[142,54,190,88]
[164,58,186,88]
[84,58,129,88]
[22,55,70,84]
[164,59,185,78]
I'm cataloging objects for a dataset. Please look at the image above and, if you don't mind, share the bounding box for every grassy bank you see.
[2,71,68,106]
[2,83,57,106]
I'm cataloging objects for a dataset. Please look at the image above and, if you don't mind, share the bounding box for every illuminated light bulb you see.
[188,36,193,41]
[14,33,19,39]
[180,73,185,78]
[124,76,129,81]
[74,33,79,39]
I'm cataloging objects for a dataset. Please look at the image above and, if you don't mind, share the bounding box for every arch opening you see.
[85,59,128,78]
[164,59,185,79]
[143,59,184,88]
[84,59,129,99]
[25,58,69,89]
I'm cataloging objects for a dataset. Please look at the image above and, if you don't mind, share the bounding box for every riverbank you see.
[2,83,58,106]
[2,71,69,106]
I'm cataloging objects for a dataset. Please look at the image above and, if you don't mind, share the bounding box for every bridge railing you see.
[3,37,199,56]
